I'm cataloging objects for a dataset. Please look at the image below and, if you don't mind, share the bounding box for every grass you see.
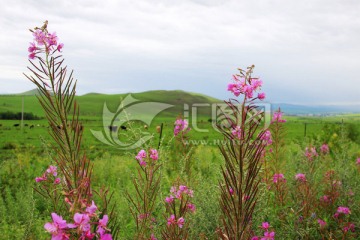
[1,91,360,239]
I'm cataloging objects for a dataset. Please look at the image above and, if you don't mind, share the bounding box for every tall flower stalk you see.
[25,21,118,239]
[126,149,161,239]
[217,65,268,239]
[162,182,195,240]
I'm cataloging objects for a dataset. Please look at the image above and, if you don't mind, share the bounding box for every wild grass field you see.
[0,91,360,239]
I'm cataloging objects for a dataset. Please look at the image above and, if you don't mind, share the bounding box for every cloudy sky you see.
[1,0,359,105]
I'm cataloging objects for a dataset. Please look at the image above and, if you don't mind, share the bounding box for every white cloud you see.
[0,0,359,104]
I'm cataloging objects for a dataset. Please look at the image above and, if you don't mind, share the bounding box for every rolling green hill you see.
[0,89,222,119]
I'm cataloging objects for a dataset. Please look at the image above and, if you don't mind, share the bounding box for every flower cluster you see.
[252,222,275,240]
[44,201,112,239]
[167,215,185,228]
[304,147,318,161]
[164,185,195,230]
[35,165,61,185]
[317,219,326,228]
[135,149,159,167]
[273,173,286,183]
[295,173,306,183]
[165,185,194,203]
[271,110,286,123]
[320,144,329,154]
[260,130,273,146]
[231,126,242,139]
[227,75,265,99]
[356,157,360,165]
[335,206,351,216]
[174,118,190,136]
[28,27,64,59]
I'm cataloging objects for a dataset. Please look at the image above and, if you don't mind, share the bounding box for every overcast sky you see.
[1,0,359,105]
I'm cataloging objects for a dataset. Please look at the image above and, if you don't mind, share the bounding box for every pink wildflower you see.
[317,219,326,228]
[174,118,189,136]
[250,78,262,90]
[33,29,46,45]
[71,213,91,232]
[261,130,272,145]
[28,52,36,59]
[295,173,306,182]
[86,201,97,215]
[187,203,196,213]
[261,222,270,230]
[177,217,185,228]
[44,213,71,239]
[343,223,355,233]
[272,110,286,123]
[228,83,241,97]
[136,150,146,161]
[320,195,330,203]
[165,196,174,204]
[273,173,285,183]
[82,230,95,239]
[28,42,37,53]
[251,237,260,240]
[97,215,110,237]
[179,185,188,192]
[150,234,158,240]
[261,231,275,240]
[305,147,318,161]
[243,85,254,98]
[258,92,266,100]
[149,149,158,160]
[356,158,360,165]
[35,175,47,182]
[46,165,58,177]
[229,187,234,195]
[54,178,61,184]
[231,126,242,139]
[46,32,58,46]
[167,214,176,226]
[320,144,329,154]
[337,206,351,215]
[57,43,64,52]
[100,234,112,240]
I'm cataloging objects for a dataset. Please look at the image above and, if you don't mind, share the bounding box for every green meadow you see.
[0,91,360,239]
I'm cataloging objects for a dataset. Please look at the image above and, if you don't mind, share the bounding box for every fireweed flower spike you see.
[320,144,329,154]
[271,110,286,123]
[127,147,161,239]
[295,173,306,182]
[218,66,269,239]
[174,118,190,136]
[27,21,118,239]
[337,206,351,215]
[273,173,286,183]
[227,70,264,100]
[162,184,195,239]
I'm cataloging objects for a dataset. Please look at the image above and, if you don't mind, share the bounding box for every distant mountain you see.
[272,103,360,115]
[17,88,41,96]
